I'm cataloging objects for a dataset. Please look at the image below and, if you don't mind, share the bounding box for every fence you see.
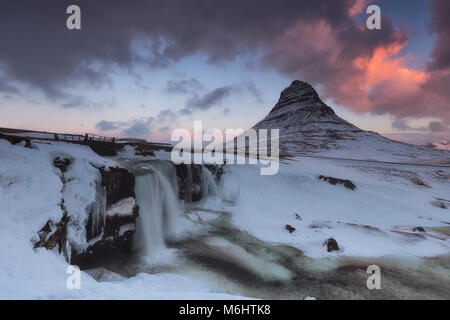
[54,133,115,143]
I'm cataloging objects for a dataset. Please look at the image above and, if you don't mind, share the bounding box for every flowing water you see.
[133,162,180,259]
[105,159,450,299]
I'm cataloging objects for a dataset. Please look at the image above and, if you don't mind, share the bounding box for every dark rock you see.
[295,213,302,220]
[24,139,33,149]
[285,224,296,233]
[73,167,138,268]
[336,265,365,273]
[103,204,139,238]
[413,226,426,233]
[34,202,70,259]
[0,133,35,149]
[0,133,27,145]
[87,140,118,156]
[319,175,356,190]
[71,204,139,269]
[176,164,202,202]
[205,163,225,182]
[324,238,340,252]
[99,167,135,207]
[410,177,430,187]
[391,230,426,239]
[53,157,71,173]
[176,163,224,203]
[134,144,155,157]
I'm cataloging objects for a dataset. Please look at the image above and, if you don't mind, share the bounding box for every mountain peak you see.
[248,80,450,162]
[254,80,347,129]
[270,80,321,113]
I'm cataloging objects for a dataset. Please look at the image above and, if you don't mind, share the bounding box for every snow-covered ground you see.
[0,139,243,299]
[214,157,450,258]
[0,138,449,299]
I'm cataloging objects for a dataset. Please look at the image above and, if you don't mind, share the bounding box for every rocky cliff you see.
[34,160,139,269]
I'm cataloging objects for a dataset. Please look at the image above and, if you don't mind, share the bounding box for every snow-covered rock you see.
[0,137,141,269]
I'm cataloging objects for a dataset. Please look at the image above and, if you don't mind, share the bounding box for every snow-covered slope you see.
[0,139,243,299]
[0,135,449,299]
[216,156,450,259]
[252,80,450,164]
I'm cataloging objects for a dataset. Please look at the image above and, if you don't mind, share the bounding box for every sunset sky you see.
[0,0,449,144]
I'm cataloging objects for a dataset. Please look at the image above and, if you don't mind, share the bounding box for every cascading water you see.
[201,166,218,198]
[184,165,193,203]
[134,162,180,258]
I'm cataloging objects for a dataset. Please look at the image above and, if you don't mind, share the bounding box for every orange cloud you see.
[349,0,372,16]
[351,42,428,112]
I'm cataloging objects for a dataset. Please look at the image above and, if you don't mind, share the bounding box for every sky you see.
[0,0,449,145]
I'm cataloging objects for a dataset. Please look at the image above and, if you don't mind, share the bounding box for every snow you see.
[1,134,449,299]
[2,131,56,139]
[106,197,136,217]
[214,156,450,259]
[0,138,245,299]
[0,247,242,299]
[119,223,135,236]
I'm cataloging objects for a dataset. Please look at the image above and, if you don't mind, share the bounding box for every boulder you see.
[53,157,71,173]
[319,175,356,190]
[285,224,296,233]
[99,167,136,206]
[324,237,340,252]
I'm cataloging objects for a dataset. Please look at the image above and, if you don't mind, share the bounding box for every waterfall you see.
[134,163,180,258]
[201,166,218,198]
[185,165,193,203]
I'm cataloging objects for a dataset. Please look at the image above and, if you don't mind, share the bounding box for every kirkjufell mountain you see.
[252,80,450,164]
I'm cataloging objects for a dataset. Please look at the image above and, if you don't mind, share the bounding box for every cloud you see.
[391,118,448,133]
[165,78,204,94]
[95,117,153,137]
[96,108,180,137]
[428,120,447,132]
[158,126,170,132]
[385,132,450,145]
[348,0,372,16]
[0,1,394,100]
[0,78,19,94]
[96,120,121,131]
[186,86,235,110]
[392,119,414,131]
[178,108,192,116]
[157,109,178,122]
[427,0,450,72]
[60,95,116,109]
[181,81,263,112]
[122,121,151,137]
[241,80,264,103]
[0,0,448,129]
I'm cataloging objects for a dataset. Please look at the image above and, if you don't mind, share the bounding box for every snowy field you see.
[0,138,449,299]
[0,139,244,299]
[216,157,450,258]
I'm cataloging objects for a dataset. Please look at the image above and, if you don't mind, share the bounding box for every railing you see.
[54,133,115,143]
